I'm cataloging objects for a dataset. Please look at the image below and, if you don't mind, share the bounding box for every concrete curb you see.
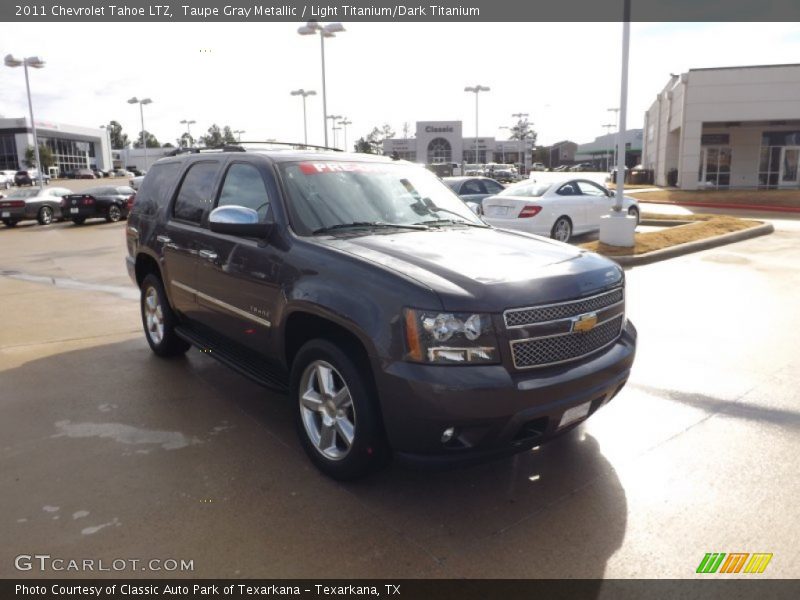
[605,222,775,267]
[636,198,800,214]
[640,218,693,227]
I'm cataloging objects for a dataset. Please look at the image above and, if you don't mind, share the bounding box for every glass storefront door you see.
[780,147,799,187]
[699,146,731,189]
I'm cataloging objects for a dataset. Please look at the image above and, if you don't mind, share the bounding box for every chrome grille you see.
[511,315,624,369]
[505,288,623,328]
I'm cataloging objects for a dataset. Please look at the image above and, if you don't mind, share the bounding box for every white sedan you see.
[481,178,640,242]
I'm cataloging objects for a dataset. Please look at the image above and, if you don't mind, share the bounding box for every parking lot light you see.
[338,119,352,152]
[180,119,196,147]
[298,21,346,147]
[233,129,245,142]
[5,54,46,187]
[128,97,153,170]
[465,85,490,165]
[512,112,529,174]
[326,114,342,149]
[290,89,317,145]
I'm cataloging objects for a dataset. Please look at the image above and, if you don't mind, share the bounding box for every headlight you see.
[403,308,499,364]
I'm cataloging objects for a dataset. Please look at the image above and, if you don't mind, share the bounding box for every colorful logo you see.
[696,552,773,574]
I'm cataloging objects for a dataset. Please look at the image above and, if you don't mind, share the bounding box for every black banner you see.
[2,0,800,22]
[4,580,800,600]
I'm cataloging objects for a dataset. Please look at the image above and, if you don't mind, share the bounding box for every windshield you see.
[498,182,551,198]
[5,188,41,199]
[279,161,487,235]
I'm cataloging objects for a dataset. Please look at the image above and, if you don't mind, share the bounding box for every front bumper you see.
[376,320,636,462]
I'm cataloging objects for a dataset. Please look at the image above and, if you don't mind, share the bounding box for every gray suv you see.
[126,148,636,479]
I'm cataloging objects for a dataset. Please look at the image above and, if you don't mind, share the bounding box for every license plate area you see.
[1,211,9,218]
[487,206,510,217]
[558,401,591,428]
[70,207,79,214]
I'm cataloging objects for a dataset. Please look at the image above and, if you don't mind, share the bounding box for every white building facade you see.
[643,64,800,190]
[383,121,532,171]
[0,117,112,175]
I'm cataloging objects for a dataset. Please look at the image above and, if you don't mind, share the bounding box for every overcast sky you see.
[1,21,798,149]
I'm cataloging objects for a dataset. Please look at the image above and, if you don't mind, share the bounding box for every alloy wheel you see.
[298,360,356,461]
[553,218,571,242]
[143,286,164,345]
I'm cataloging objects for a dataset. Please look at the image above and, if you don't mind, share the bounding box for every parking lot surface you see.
[1,212,799,578]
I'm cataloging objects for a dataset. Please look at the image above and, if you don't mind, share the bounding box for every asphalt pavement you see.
[0,207,798,579]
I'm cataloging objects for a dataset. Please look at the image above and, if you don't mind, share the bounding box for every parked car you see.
[130,175,145,190]
[126,150,637,480]
[76,168,96,179]
[0,171,13,190]
[482,178,640,242]
[442,176,506,214]
[486,164,519,183]
[14,169,51,186]
[62,185,135,225]
[569,163,595,172]
[0,186,72,226]
[551,165,569,172]
[531,162,546,172]
[113,169,134,177]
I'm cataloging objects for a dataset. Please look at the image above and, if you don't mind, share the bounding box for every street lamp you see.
[338,118,351,152]
[332,126,341,149]
[298,21,345,147]
[180,119,196,147]
[233,129,245,142]
[128,97,153,171]
[290,89,316,145]
[5,54,46,186]
[326,114,342,148]
[464,85,490,165]
[602,123,615,171]
[499,126,510,163]
[607,107,620,169]
[512,112,529,174]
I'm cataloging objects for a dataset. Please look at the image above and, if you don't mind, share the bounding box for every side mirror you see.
[209,205,272,238]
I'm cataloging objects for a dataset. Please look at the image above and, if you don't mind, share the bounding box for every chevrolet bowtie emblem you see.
[572,312,598,333]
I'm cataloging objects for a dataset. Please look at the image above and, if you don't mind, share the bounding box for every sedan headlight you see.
[403,308,499,364]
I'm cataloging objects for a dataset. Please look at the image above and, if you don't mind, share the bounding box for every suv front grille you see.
[504,288,623,328]
[510,314,625,369]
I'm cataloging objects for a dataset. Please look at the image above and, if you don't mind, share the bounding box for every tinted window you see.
[135,162,182,216]
[460,179,486,195]
[483,179,504,194]
[216,163,271,221]
[499,182,550,197]
[577,181,607,196]
[556,182,580,196]
[173,162,219,223]
[115,186,135,195]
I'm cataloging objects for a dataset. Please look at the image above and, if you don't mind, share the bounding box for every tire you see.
[627,206,640,224]
[3,219,18,227]
[37,205,54,225]
[550,216,573,242]
[140,273,190,357]
[72,218,86,225]
[291,339,388,480]
[106,204,122,223]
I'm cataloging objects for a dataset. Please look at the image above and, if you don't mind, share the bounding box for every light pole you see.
[290,89,316,145]
[5,54,46,186]
[464,85,490,165]
[128,97,153,171]
[233,130,245,142]
[100,124,113,172]
[602,123,615,171]
[326,114,342,148]
[332,126,341,149]
[512,112,529,174]
[499,126,510,164]
[298,21,345,147]
[180,119,195,147]
[608,107,620,170]
[338,118,351,152]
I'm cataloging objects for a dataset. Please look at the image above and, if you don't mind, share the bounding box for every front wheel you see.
[106,204,122,222]
[291,339,388,480]
[140,273,190,357]
[551,216,573,242]
[37,205,54,225]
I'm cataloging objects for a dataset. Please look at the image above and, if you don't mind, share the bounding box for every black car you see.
[126,150,636,480]
[14,170,51,186]
[63,185,135,224]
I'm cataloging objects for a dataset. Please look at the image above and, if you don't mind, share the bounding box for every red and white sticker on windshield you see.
[298,162,387,175]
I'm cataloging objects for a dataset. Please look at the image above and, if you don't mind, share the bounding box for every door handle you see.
[156,235,171,243]
[198,249,218,261]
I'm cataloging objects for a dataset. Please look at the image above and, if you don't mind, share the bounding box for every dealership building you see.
[383,121,533,170]
[643,64,800,190]
[0,117,113,175]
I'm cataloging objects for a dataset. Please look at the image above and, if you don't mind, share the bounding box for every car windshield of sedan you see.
[497,182,551,197]
[4,188,42,199]
[280,161,487,234]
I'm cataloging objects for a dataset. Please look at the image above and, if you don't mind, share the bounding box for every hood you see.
[316,227,623,312]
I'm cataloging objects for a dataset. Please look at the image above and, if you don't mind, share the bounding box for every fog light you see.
[441,427,456,443]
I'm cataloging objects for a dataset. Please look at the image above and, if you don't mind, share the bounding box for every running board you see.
[175,326,289,393]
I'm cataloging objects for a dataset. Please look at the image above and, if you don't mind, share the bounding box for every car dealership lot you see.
[1,215,799,578]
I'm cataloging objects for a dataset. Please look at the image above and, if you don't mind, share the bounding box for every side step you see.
[175,326,289,393]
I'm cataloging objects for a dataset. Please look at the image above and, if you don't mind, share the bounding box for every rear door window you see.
[135,162,182,216]
[172,162,220,224]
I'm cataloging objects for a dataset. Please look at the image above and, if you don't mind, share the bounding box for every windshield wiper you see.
[312,221,428,234]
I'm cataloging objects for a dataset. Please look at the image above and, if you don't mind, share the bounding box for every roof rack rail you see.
[233,141,343,152]
[165,141,343,157]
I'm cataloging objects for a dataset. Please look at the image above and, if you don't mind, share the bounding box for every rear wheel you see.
[37,206,54,225]
[140,273,190,357]
[551,216,573,242]
[106,204,122,223]
[291,339,388,480]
